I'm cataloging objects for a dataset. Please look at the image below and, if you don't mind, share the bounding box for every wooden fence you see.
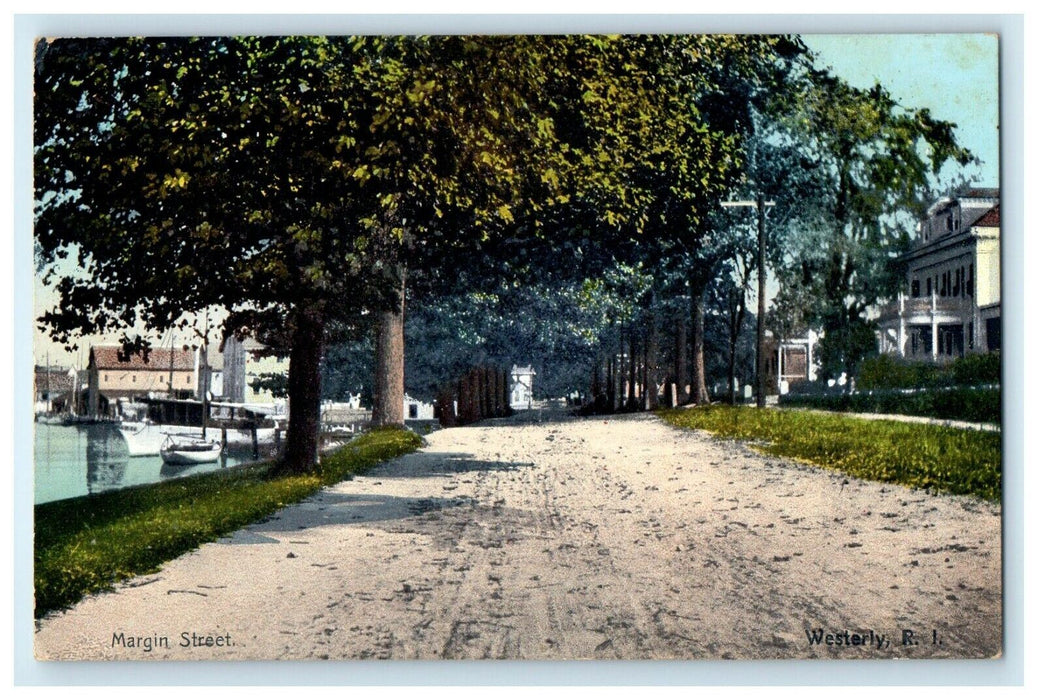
[437,365,511,427]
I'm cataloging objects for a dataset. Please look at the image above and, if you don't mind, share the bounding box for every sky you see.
[803,33,1000,189]
[29,32,1002,369]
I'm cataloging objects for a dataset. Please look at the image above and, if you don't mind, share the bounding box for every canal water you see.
[34,422,264,505]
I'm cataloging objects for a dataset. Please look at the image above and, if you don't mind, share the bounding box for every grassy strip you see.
[657,406,1000,502]
[34,427,422,618]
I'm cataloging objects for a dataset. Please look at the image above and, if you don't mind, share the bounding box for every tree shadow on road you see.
[230,491,478,533]
[370,451,536,478]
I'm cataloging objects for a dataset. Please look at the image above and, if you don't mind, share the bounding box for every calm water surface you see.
[34,423,262,504]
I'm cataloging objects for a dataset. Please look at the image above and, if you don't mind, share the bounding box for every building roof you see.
[927,187,1000,216]
[34,368,74,393]
[972,204,1000,228]
[90,346,195,371]
[961,187,1000,200]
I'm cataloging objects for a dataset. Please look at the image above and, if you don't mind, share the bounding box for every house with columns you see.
[876,188,1000,361]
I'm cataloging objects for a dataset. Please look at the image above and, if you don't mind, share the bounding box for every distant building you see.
[222,336,289,405]
[766,330,819,395]
[876,188,1000,361]
[510,365,536,410]
[197,349,224,400]
[34,365,76,412]
[87,346,196,416]
[403,393,435,420]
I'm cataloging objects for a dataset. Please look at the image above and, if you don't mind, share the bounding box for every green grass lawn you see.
[34,427,422,619]
[657,406,1000,502]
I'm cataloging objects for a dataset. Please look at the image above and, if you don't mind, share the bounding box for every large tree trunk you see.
[643,311,659,410]
[688,276,711,405]
[279,306,326,474]
[674,308,686,407]
[437,383,456,426]
[627,330,637,410]
[371,268,406,427]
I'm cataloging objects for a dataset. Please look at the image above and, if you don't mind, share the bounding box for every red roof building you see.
[87,345,198,414]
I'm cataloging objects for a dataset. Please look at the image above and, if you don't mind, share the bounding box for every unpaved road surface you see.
[35,410,1002,660]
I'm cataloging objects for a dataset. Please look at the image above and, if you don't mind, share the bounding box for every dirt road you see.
[34,409,1002,660]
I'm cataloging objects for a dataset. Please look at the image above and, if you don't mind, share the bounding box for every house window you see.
[911,280,920,298]
[925,277,931,295]
[968,264,974,296]
[986,318,1001,351]
[968,323,974,349]
[408,404,418,419]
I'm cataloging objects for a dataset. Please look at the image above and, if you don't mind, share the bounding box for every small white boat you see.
[160,436,223,465]
[120,420,277,457]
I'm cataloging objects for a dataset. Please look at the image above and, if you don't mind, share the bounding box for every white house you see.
[510,365,536,410]
[876,188,1000,361]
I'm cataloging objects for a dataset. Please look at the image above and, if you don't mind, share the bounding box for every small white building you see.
[773,330,820,395]
[510,365,536,410]
[404,393,435,420]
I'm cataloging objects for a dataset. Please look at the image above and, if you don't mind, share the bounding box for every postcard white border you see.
[9,11,1027,687]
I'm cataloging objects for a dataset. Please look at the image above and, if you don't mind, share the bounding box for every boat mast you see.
[167,328,174,398]
[201,310,209,439]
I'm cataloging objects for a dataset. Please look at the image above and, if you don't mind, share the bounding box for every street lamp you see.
[721,195,775,408]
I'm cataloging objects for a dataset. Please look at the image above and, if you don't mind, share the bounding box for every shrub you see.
[855,353,1001,392]
[951,351,1001,386]
[780,385,1000,424]
[856,355,939,390]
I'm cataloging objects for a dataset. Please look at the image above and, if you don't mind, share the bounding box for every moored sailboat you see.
[159,435,223,465]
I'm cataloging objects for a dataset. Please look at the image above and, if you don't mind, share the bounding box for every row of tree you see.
[34,35,973,474]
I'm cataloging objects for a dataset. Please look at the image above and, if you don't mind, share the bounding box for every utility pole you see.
[721,195,775,408]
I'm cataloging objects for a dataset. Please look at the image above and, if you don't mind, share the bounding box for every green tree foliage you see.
[249,372,290,399]
[35,37,397,473]
[770,70,973,380]
[34,36,570,470]
[34,34,974,476]
[322,275,628,407]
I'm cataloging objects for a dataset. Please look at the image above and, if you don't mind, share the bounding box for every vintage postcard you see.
[27,27,1005,672]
